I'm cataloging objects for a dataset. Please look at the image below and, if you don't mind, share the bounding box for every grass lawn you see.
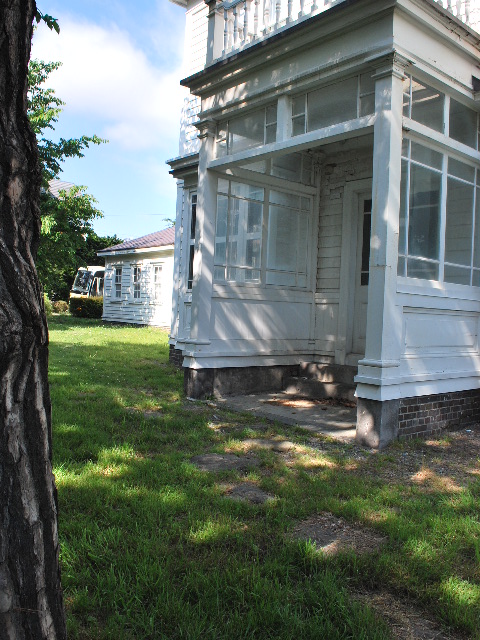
[49,316,480,639]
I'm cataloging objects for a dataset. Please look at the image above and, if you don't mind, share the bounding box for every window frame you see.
[131,264,142,301]
[113,266,123,300]
[152,263,163,303]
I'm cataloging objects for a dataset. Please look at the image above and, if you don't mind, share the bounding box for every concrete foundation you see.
[184,364,300,399]
[355,397,400,449]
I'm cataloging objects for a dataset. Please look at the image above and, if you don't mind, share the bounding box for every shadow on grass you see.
[49,317,480,640]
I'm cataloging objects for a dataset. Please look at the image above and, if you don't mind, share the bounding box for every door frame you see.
[335,178,372,365]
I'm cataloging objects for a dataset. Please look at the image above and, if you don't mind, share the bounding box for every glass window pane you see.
[266,271,296,286]
[246,238,261,268]
[292,116,306,137]
[216,195,228,237]
[214,266,225,281]
[448,157,475,183]
[271,154,302,182]
[307,77,358,131]
[472,270,480,287]
[266,104,277,125]
[411,142,443,170]
[449,99,477,148]
[408,164,441,261]
[444,264,471,285]
[407,258,439,281]
[403,76,411,118]
[267,205,298,272]
[265,124,276,144]
[292,96,305,116]
[270,189,301,209]
[399,160,408,255]
[360,72,375,95]
[360,94,375,117]
[445,178,474,266]
[247,201,262,233]
[410,79,444,132]
[218,178,229,194]
[229,110,265,154]
[474,188,480,268]
[230,181,264,201]
[397,256,406,277]
[402,138,410,159]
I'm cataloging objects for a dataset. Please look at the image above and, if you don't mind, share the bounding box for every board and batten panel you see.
[211,298,311,341]
[400,307,480,380]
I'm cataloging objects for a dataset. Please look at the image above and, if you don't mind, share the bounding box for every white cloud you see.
[32,16,185,151]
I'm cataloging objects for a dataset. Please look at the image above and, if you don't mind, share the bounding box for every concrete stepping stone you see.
[191,453,259,472]
[242,438,295,452]
[226,483,275,504]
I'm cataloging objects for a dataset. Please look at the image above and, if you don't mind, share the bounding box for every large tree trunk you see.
[0,1,66,638]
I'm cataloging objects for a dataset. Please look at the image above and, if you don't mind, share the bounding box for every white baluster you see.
[447,0,453,13]
[233,4,239,47]
[287,0,293,22]
[456,0,462,17]
[465,0,471,23]
[275,0,281,27]
[298,0,305,18]
[228,10,234,51]
[264,0,270,34]
[244,0,249,43]
[253,0,260,37]
[312,0,319,11]
[223,6,228,54]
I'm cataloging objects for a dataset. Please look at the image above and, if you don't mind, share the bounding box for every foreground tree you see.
[0,1,66,638]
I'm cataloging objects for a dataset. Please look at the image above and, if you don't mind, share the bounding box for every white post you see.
[188,119,217,349]
[355,54,408,447]
[275,0,281,27]
[358,53,407,373]
[169,181,185,344]
[276,95,292,141]
[264,0,270,33]
[243,0,249,44]
[299,0,305,18]
[205,0,225,64]
[287,0,293,22]
[233,4,239,48]
[254,0,260,37]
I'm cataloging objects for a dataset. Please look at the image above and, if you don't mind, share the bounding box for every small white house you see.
[168,0,480,447]
[98,228,175,327]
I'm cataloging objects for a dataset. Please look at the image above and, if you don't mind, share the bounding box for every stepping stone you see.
[191,453,260,472]
[226,483,274,504]
[242,438,295,452]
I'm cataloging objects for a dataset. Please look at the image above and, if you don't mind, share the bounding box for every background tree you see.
[28,58,121,300]
[0,1,66,637]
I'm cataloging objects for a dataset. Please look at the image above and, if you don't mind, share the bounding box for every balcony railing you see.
[213,0,480,60]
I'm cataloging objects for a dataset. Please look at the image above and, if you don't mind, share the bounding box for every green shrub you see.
[44,293,53,316]
[53,300,69,314]
[69,296,104,319]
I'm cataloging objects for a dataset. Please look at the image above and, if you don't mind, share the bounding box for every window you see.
[292,73,375,137]
[114,267,122,298]
[403,76,479,150]
[132,265,141,299]
[217,105,277,157]
[214,178,312,287]
[399,139,480,287]
[214,180,264,283]
[187,193,197,290]
[153,264,163,301]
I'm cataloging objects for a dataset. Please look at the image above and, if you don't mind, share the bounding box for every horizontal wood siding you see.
[103,250,174,327]
[317,148,373,293]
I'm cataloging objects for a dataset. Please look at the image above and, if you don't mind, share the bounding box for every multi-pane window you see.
[403,76,479,149]
[153,264,162,301]
[216,105,277,157]
[214,178,311,287]
[292,73,375,137]
[132,265,141,299]
[399,139,480,287]
[114,267,122,298]
[187,193,197,290]
[215,180,264,283]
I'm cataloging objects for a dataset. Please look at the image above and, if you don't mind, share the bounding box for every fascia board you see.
[99,245,174,258]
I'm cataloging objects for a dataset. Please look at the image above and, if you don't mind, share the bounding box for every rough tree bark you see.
[0,1,66,638]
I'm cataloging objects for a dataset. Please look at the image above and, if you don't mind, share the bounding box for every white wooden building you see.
[168,0,480,447]
[99,228,175,327]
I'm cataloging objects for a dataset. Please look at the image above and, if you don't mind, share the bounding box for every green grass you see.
[49,316,480,639]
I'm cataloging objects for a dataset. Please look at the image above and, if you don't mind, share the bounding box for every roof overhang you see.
[167,152,200,179]
[98,245,174,258]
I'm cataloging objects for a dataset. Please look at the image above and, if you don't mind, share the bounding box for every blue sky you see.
[32,0,187,240]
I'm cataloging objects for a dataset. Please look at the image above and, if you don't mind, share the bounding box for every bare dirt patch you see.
[290,512,386,556]
[353,589,468,640]
[191,453,260,472]
[223,482,275,504]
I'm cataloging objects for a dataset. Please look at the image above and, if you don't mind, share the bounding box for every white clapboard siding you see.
[102,250,174,327]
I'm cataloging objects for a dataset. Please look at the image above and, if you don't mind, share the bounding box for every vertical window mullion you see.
[261,188,269,285]
[470,172,478,286]
[438,153,448,284]
[444,94,450,138]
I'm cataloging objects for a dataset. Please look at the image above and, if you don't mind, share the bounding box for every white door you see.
[351,196,372,358]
